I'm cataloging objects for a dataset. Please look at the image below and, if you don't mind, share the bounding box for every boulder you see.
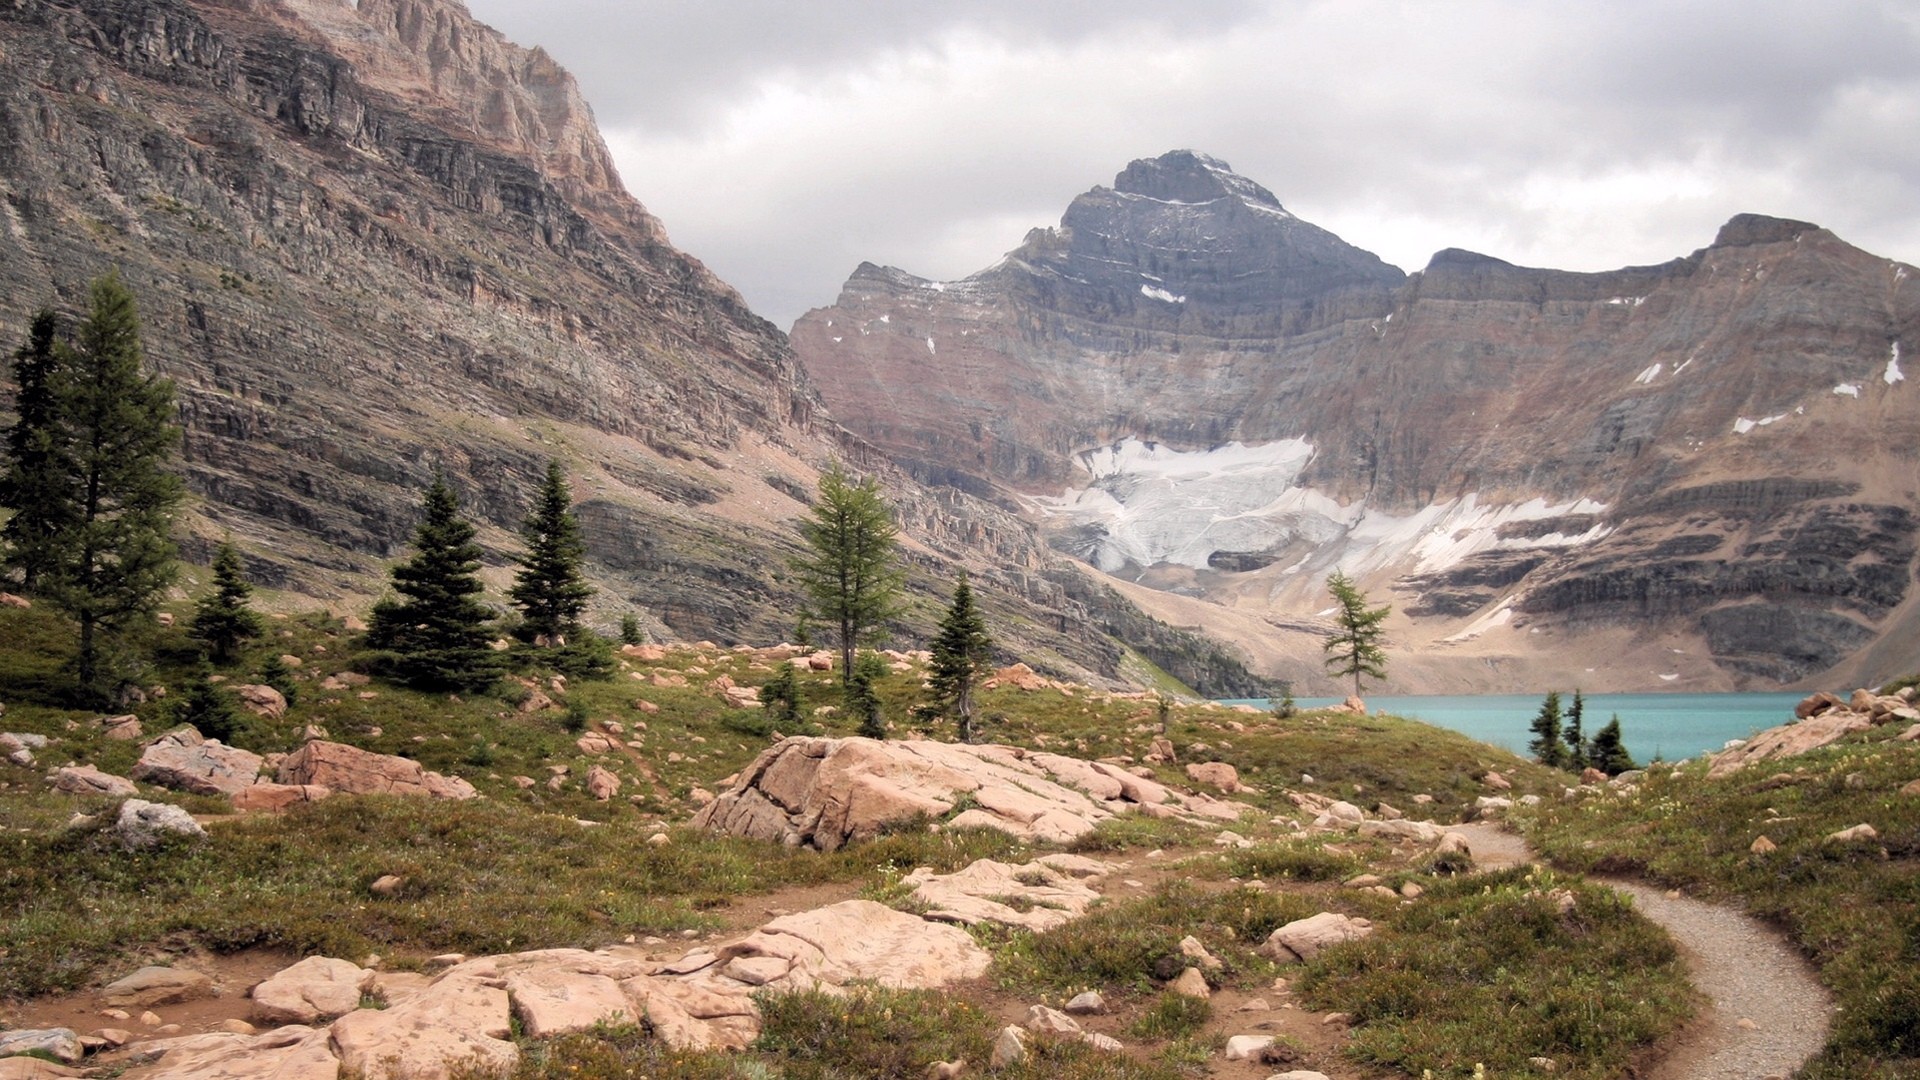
[1168,967,1210,998]
[99,714,144,741]
[1707,712,1875,779]
[0,1060,85,1079]
[231,783,332,812]
[989,1026,1028,1069]
[51,764,137,797]
[503,967,636,1038]
[1828,823,1879,843]
[131,727,263,796]
[903,857,1109,931]
[250,956,374,1024]
[0,1029,81,1065]
[122,1026,342,1080]
[111,800,206,850]
[1261,913,1374,962]
[328,974,517,1080]
[103,965,214,1007]
[1064,990,1106,1015]
[1024,1004,1082,1036]
[234,685,287,719]
[1185,761,1242,792]
[586,765,620,801]
[277,741,476,799]
[1224,1034,1275,1061]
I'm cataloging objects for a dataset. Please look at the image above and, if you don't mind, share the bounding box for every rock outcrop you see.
[691,736,1252,850]
[130,728,263,796]
[275,741,475,799]
[1706,686,1918,778]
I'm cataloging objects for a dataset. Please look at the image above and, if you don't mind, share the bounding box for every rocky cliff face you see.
[794,153,1920,691]
[0,2,1262,692]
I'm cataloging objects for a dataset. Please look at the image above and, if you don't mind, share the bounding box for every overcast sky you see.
[464,0,1920,329]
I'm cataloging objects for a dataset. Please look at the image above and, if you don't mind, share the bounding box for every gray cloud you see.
[465,0,1920,328]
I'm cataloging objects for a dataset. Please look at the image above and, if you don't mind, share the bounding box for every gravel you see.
[1455,822,1832,1080]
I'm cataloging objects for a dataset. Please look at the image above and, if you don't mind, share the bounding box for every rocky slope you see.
[793,152,1920,692]
[0,2,1264,694]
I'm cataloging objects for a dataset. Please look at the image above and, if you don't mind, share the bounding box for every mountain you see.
[0,3,1268,695]
[792,151,1920,693]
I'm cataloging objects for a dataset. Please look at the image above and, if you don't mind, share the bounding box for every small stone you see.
[103,965,214,1007]
[1023,1004,1081,1036]
[1738,1017,1759,1030]
[1399,881,1424,898]
[100,1010,130,1022]
[648,832,670,846]
[1828,823,1879,843]
[1528,1057,1558,1072]
[1238,997,1270,1011]
[1750,835,1777,854]
[1168,967,1210,999]
[989,1025,1028,1069]
[92,1028,132,1047]
[1321,1011,1352,1026]
[0,1029,82,1064]
[1080,1032,1123,1052]
[369,874,406,897]
[926,1059,966,1080]
[138,1011,162,1027]
[218,1019,258,1035]
[1064,990,1106,1015]
[1223,1034,1274,1060]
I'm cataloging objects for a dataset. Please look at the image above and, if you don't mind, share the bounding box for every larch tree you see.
[928,571,993,743]
[365,471,500,692]
[36,275,182,705]
[792,462,905,683]
[1321,571,1389,698]
[509,459,593,645]
[191,538,263,664]
[1,309,74,591]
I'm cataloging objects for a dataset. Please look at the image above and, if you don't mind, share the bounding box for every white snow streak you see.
[1733,413,1789,434]
[1634,363,1662,385]
[925,337,936,355]
[1887,342,1905,385]
[1140,284,1187,304]
[1834,383,1860,397]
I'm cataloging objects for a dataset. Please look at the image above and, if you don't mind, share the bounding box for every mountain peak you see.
[1711,213,1824,249]
[1111,150,1286,211]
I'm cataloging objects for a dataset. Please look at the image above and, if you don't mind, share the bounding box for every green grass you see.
[1517,735,1920,1079]
[1301,866,1693,1080]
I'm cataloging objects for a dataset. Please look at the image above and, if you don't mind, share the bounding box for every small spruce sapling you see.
[759,660,802,730]
[191,538,263,664]
[1563,689,1589,769]
[1589,715,1637,775]
[927,572,992,743]
[619,614,643,647]
[1529,690,1567,769]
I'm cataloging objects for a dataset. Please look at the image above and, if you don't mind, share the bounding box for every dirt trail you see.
[1454,822,1832,1080]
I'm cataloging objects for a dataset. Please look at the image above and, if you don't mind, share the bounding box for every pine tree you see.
[848,657,885,739]
[759,660,802,729]
[365,471,499,692]
[619,614,643,647]
[1563,689,1589,769]
[1,309,75,590]
[1322,572,1389,697]
[175,659,241,745]
[928,572,993,743]
[259,652,299,708]
[37,275,182,705]
[1589,715,1637,775]
[1529,690,1567,768]
[508,460,593,645]
[792,463,905,682]
[1271,685,1298,720]
[191,538,263,663]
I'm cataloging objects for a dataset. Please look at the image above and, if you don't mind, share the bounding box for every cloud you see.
[466,0,1920,327]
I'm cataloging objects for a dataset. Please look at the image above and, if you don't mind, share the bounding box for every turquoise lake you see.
[1220,692,1807,764]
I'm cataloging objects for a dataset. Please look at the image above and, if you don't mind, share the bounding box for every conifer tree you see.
[509,460,593,645]
[37,275,182,705]
[1322,571,1389,697]
[1563,689,1589,768]
[365,471,499,692]
[175,659,241,745]
[1588,715,1637,775]
[191,538,263,663]
[259,652,299,708]
[1,310,74,590]
[619,614,643,647]
[759,660,802,729]
[1529,690,1567,768]
[848,657,885,739]
[928,572,993,743]
[792,463,905,682]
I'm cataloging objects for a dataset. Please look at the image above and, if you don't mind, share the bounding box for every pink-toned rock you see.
[119,1026,337,1080]
[1482,770,1512,791]
[1145,735,1177,763]
[1580,766,1608,784]
[1261,912,1374,962]
[103,965,214,1007]
[328,974,516,1080]
[276,741,476,799]
[1707,712,1875,779]
[51,764,137,797]
[231,782,332,812]
[0,592,30,609]
[1340,695,1367,714]
[99,714,144,741]
[586,765,620,801]
[131,727,263,796]
[1850,688,1878,712]
[904,858,1108,931]
[1796,691,1845,719]
[234,684,287,719]
[1185,761,1242,792]
[986,663,1048,691]
[804,651,835,672]
[576,732,615,754]
[250,956,374,1024]
[503,967,635,1038]
[727,899,992,990]
[620,643,666,661]
[0,1059,86,1079]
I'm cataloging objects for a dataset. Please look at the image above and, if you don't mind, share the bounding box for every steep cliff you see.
[0,2,1262,692]
[794,153,1920,691]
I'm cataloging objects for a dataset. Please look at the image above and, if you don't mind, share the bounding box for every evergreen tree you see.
[175,659,241,745]
[928,572,993,743]
[619,614,643,647]
[792,463,905,682]
[1271,685,1298,720]
[37,275,182,705]
[1322,572,1389,697]
[1563,689,1589,769]
[365,471,499,692]
[509,460,593,645]
[1529,690,1567,768]
[259,652,299,708]
[759,660,802,729]
[848,657,884,739]
[191,538,263,663]
[1589,715,1637,775]
[1,309,75,590]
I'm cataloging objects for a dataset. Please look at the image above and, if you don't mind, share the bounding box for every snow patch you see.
[1442,604,1512,643]
[1659,673,1680,682]
[1634,363,1662,385]
[1732,413,1788,434]
[925,337,936,355]
[925,281,947,292]
[1887,342,1905,385]
[1833,383,1860,397]
[1607,296,1646,307]
[877,314,890,323]
[1140,285,1187,304]
[830,336,842,344]
[1672,351,1698,377]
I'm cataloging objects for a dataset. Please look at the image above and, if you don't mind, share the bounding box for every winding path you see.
[1454,823,1832,1080]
